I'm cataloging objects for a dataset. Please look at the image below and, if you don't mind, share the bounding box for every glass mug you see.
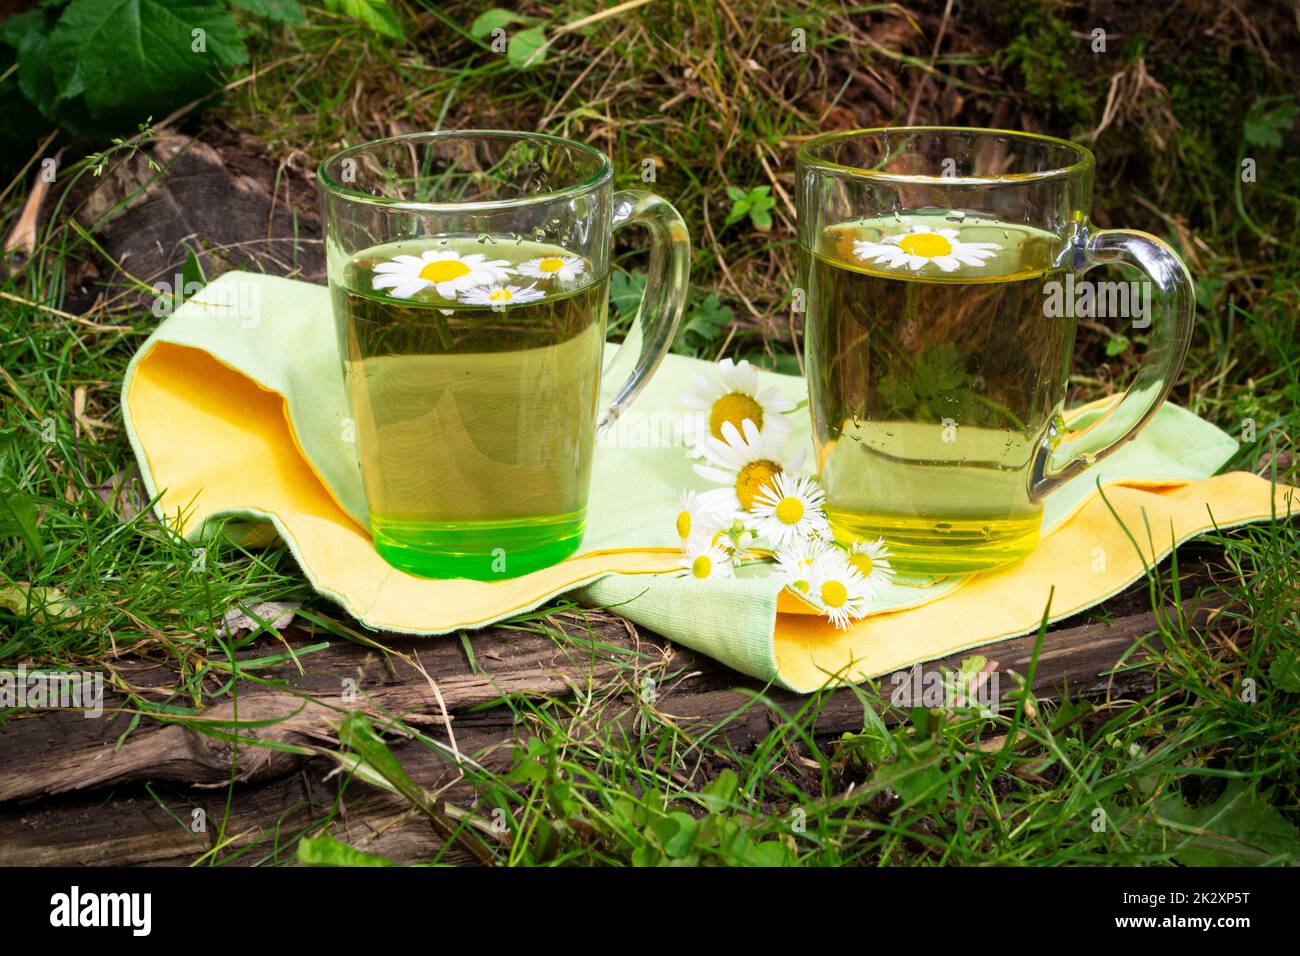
[319,131,689,580]
[797,127,1193,574]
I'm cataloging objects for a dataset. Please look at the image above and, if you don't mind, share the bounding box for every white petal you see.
[758,387,798,412]
[718,420,744,449]
[388,280,428,299]
[693,463,733,484]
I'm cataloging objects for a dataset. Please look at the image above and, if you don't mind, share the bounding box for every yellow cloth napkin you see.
[122,273,1297,691]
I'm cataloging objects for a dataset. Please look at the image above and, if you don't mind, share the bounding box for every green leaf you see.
[337,712,431,811]
[871,738,948,806]
[745,840,794,866]
[676,292,733,351]
[323,0,403,39]
[609,269,646,321]
[699,768,739,813]
[228,0,305,23]
[182,247,206,292]
[1157,779,1300,865]
[722,200,749,227]
[1104,334,1130,357]
[507,26,547,69]
[0,478,43,566]
[1269,649,1300,693]
[1243,97,1298,149]
[297,834,395,866]
[47,0,247,131]
[1,6,97,139]
[651,812,698,858]
[0,584,72,622]
[747,188,775,231]
[724,185,748,202]
[470,8,521,39]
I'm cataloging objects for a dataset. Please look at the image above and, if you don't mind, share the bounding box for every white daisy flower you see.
[693,418,807,515]
[459,283,546,307]
[516,254,587,283]
[681,358,796,457]
[806,551,872,630]
[372,249,513,300]
[750,472,831,546]
[852,224,1000,274]
[677,537,735,581]
[773,535,832,597]
[849,536,896,593]
[674,490,732,542]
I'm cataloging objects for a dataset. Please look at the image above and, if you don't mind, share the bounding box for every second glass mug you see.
[797,127,1194,574]
[319,131,689,580]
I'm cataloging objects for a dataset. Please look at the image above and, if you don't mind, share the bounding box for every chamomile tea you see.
[332,236,608,580]
[803,213,1074,573]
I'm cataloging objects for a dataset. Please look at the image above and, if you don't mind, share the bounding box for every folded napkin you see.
[122,273,1297,692]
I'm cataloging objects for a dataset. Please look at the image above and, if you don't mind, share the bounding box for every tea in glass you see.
[333,236,608,580]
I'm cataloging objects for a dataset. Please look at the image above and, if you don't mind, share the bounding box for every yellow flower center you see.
[419,259,472,283]
[691,555,712,579]
[897,233,952,259]
[849,553,874,576]
[537,257,567,273]
[488,288,513,302]
[676,510,691,539]
[709,392,764,439]
[735,460,782,511]
[821,579,848,608]
[774,496,804,525]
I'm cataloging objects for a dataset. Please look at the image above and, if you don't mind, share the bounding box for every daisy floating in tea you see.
[371,249,512,299]
[517,255,586,283]
[459,283,545,306]
[852,223,1000,273]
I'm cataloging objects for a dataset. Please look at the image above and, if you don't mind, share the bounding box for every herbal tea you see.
[333,236,608,580]
[803,212,1074,573]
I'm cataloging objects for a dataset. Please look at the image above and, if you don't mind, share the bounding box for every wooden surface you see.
[0,579,1230,866]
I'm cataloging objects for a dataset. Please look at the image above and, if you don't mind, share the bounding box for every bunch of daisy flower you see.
[673,359,897,630]
[370,246,589,305]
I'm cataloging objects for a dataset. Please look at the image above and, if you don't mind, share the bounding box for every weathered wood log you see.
[62,127,324,315]
[0,551,1234,866]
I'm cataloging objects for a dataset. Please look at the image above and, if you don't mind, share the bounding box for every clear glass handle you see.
[1030,227,1195,498]
[597,189,690,436]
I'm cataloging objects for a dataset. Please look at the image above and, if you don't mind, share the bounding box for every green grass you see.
[1,0,1297,866]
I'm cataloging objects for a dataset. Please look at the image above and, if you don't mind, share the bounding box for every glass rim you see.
[317,129,614,211]
[796,126,1095,185]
